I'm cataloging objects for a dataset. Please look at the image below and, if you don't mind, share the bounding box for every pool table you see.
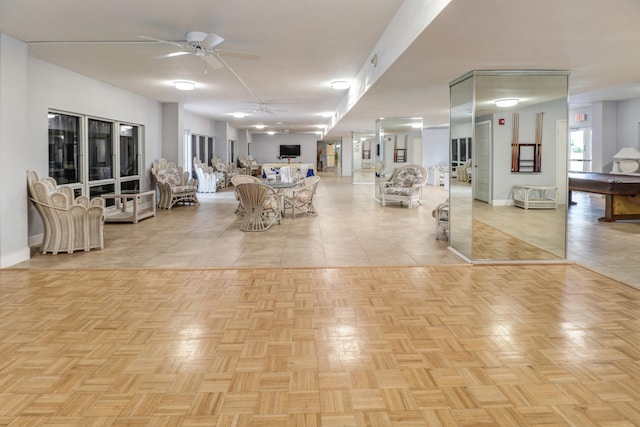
[569,172,640,221]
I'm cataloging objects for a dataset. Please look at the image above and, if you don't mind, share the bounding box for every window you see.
[48,113,81,185]
[48,110,143,198]
[88,119,114,181]
[191,133,215,165]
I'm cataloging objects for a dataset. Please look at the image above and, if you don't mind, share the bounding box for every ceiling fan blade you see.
[154,51,191,59]
[216,49,260,61]
[138,35,185,49]
[203,33,225,49]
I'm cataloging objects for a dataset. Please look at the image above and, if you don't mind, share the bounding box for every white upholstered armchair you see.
[380,164,427,208]
[151,159,199,209]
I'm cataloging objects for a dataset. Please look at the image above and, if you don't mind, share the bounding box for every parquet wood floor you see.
[1,264,639,426]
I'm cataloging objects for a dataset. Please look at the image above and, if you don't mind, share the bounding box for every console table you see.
[513,185,558,209]
[102,190,156,223]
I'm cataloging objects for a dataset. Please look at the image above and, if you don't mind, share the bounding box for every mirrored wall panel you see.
[449,71,569,261]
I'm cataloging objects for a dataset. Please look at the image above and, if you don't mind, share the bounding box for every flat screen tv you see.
[279,144,301,157]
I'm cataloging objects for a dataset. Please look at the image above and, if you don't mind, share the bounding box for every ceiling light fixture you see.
[232,112,247,118]
[267,131,276,135]
[495,98,519,108]
[330,80,351,90]
[254,125,265,129]
[319,112,333,118]
[174,81,196,91]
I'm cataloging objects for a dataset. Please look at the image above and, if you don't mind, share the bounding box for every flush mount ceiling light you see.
[174,81,196,91]
[495,98,519,108]
[330,80,351,90]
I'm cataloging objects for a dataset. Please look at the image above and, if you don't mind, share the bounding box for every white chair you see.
[27,170,106,255]
[151,159,199,209]
[235,183,281,231]
[279,165,298,183]
[262,165,278,182]
[380,164,427,208]
[283,176,320,218]
[193,157,220,193]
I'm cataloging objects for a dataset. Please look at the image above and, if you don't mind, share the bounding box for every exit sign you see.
[575,113,587,122]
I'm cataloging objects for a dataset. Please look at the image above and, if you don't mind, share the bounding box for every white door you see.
[474,120,491,203]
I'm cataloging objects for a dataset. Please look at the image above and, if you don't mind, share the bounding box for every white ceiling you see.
[1,0,640,139]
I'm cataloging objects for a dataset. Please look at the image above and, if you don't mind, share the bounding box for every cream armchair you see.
[380,164,427,208]
[27,170,105,255]
[283,176,320,218]
[151,159,199,209]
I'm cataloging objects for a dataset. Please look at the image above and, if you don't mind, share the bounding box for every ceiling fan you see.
[140,31,258,70]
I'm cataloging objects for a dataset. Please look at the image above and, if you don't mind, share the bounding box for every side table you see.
[102,190,157,223]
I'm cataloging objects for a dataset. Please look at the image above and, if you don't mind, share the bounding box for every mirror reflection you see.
[352,131,376,184]
[374,117,423,199]
[450,71,568,261]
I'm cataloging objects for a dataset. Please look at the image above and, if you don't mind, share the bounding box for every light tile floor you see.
[13,172,640,289]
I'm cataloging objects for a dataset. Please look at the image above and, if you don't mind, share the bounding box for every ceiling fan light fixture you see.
[330,80,351,90]
[495,98,519,108]
[174,81,196,91]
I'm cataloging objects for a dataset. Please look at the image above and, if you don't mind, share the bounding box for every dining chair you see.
[235,183,281,231]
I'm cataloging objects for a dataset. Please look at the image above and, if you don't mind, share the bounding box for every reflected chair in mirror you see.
[380,164,427,208]
[283,176,320,219]
[235,183,281,231]
[432,199,449,240]
[456,158,472,183]
[230,175,262,214]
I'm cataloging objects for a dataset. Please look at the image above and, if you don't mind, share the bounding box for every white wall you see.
[422,127,449,167]
[0,34,29,267]
[492,99,566,203]
[250,133,319,165]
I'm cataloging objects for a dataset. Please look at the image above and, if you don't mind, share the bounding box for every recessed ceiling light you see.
[495,98,519,108]
[254,125,265,129]
[410,123,422,129]
[330,80,351,90]
[232,112,247,118]
[267,131,276,135]
[174,81,196,91]
[319,112,333,118]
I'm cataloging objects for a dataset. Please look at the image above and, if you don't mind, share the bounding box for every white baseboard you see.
[29,233,44,248]
[0,247,31,268]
